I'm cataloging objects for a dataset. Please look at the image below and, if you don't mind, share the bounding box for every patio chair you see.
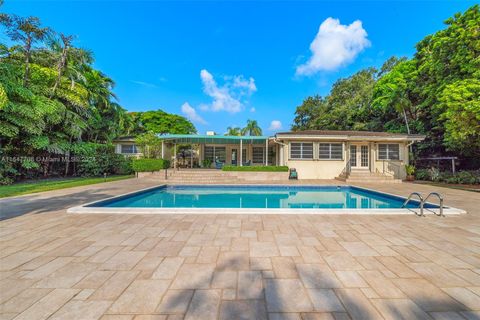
[289,168,298,180]
[215,160,224,169]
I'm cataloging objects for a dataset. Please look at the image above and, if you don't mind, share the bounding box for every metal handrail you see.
[424,192,444,217]
[402,192,424,216]
[382,160,402,177]
[340,157,351,178]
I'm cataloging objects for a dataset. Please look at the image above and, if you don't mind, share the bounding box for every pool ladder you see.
[402,192,444,217]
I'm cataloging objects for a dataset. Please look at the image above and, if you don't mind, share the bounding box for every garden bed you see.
[222,166,289,172]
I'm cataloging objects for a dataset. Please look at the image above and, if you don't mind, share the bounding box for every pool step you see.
[163,169,249,184]
[141,169,289,184]
[337,171,402,184]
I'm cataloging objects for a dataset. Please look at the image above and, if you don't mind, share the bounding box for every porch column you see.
[174,143,177,170]
[190,146,193,169]
[240,139,243,166]
[279,145,284,166]
[161,140,165,159]
[265,139,268,166]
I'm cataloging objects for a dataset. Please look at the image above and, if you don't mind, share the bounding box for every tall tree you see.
[372,60,421,134]
[50,33,74,96]
[439,79,480,158]
[241,119,262,136]
[136,110,196,135]
[292,96,327,131]
[1,15,50,87]
[225,126,241,136]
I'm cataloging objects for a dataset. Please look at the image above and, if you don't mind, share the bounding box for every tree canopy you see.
[292,5,480,167]
[0,8,195,183]
[241,119,263,136]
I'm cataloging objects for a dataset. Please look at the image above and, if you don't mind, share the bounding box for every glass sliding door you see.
[350,145,357,167]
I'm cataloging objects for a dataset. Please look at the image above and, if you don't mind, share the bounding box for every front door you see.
[350,144,369,169]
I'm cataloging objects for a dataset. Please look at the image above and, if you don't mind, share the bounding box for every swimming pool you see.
[86,185,436,209]
[68,184,462,215]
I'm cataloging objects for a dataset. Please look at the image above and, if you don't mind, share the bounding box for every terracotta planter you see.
[406,175,415,181]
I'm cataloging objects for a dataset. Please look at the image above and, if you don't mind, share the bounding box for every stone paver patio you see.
[1,178,480,319]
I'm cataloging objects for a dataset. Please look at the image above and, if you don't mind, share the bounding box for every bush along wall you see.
[132,159,171,172]
[222,166,289,172]
[415,168,480,184]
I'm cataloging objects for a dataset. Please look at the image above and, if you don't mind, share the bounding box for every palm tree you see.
[50,33,75,96]
[374,83,411,134]
[241,119,262,136]
[225,126,241,136]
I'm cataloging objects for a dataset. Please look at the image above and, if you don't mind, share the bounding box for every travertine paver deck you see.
[1,177,480,319]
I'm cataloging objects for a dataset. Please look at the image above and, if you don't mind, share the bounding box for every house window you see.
[268,146,276,164]
[252,147,264,164]
[121,144,138,154]
[215,147,226,162]
[319,143,343,160]
[378,144,400,160]
[205,146,226,162]
[290,142,313,159]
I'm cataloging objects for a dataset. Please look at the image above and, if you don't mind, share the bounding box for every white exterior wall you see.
[114,143,143,158]
[372,142,408,179]
[283,140,347,180]
[280,139,409,180]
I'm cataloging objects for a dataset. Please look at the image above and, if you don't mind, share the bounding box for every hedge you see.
[222,165,289,172]
[132,159,171,172]
[415,168,480,184]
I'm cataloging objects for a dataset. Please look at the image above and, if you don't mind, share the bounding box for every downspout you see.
[406,140,415,165]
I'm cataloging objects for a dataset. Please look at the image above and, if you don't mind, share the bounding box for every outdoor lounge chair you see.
[289,168,298,180]
[242,160,251,166]
[215,160,224,169]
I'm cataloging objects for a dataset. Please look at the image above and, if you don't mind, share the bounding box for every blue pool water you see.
[90,185,437,209]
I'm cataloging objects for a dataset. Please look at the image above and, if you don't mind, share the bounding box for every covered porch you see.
[159,134,278,169]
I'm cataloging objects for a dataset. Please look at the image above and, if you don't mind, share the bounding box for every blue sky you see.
[2,1,475,134]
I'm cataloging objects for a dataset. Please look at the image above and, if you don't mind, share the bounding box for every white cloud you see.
[250,107,256,113]
[200,69,257,113]
[269,120,282,131]
[131,80,157,88]
[296,17,370,75]
[233,75,257,93]
[181,102,207,124]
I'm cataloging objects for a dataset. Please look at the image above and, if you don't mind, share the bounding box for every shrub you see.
[415,168,430,181]
[73,143,129,177]
[132,159,170,172]
[0,161,17,185]
[405,164,415,175]
[455,171,479,184]
[415,168,480,184]
[222,166,289,172]
[202,159,212,168]
[429,167,440,182]
[113,155,134,175]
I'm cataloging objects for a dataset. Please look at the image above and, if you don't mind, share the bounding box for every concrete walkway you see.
[1,178,480,319]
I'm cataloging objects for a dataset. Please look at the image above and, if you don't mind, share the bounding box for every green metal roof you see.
[158,134,270,144]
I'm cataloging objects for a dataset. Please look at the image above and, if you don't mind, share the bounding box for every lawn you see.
[0,175,134,198]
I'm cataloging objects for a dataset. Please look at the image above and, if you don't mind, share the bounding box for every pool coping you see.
[67,184,466,215]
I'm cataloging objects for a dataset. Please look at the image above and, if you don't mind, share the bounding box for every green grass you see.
[222,165,289,172]
[0,175,134,198]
